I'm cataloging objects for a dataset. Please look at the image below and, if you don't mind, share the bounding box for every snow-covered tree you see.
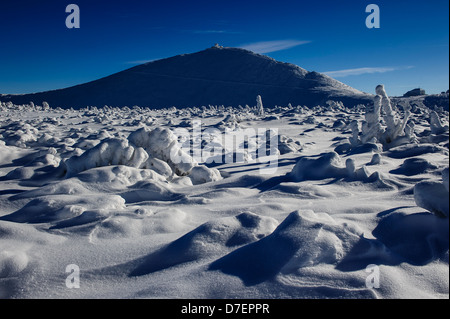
[256,95,264,117]
[361,96,382,144]
[360,84,413,148]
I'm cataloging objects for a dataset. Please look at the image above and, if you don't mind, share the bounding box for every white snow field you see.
[0,89,448,299]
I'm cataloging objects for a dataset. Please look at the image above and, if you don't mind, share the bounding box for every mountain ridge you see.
[1,46,374,109]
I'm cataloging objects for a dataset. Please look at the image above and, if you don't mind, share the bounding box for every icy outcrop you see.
[1,122,39,148]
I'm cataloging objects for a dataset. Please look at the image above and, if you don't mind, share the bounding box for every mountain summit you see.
[1,46,373,109]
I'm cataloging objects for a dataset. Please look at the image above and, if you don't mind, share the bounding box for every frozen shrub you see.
[361,97,383,144]
[349,120,360,146]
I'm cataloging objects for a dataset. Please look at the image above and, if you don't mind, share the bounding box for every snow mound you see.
[390,158,438,176]
[61,127,222,185]
[130,212,278,276]
[0,250,28,278]
[414,167,449,218]
[271,182,336,199]
[93,208,189,240]
[372,210,449,265]
[386,143,448,159]
[0,122,39,148]
[189,165,222,185]
[63,138,149,177]
[290,152,348,182]
[0,194,125,224]
[120,180,182,203]
[209,210,363,285]
[288,151,420,190]
[76,165,165,186]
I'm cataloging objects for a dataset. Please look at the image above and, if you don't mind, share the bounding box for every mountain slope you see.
[1,47,373,109]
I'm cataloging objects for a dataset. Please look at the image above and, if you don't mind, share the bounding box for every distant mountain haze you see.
[1,46,374,109]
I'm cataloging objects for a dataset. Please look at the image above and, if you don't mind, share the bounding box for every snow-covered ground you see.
[0,92,448,299]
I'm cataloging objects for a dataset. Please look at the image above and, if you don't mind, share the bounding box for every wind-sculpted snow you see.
[0,89,448,299]
[414,167,449,218]
[209,210,363,286]
[131,212,278,276]
[64,138,149,177]
[61,126,222,186]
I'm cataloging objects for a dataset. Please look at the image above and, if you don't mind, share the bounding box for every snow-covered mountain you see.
[0,46,373,109]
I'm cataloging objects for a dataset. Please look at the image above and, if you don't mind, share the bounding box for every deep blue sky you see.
[0,0,448,96]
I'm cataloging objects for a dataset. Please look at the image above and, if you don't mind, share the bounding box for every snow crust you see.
[0,91,448,299]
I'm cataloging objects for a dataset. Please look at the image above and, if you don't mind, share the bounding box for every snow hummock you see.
[414,167,449,218]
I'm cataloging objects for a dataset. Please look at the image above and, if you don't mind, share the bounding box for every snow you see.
[414,167,449,218]
[0,90,448,299]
